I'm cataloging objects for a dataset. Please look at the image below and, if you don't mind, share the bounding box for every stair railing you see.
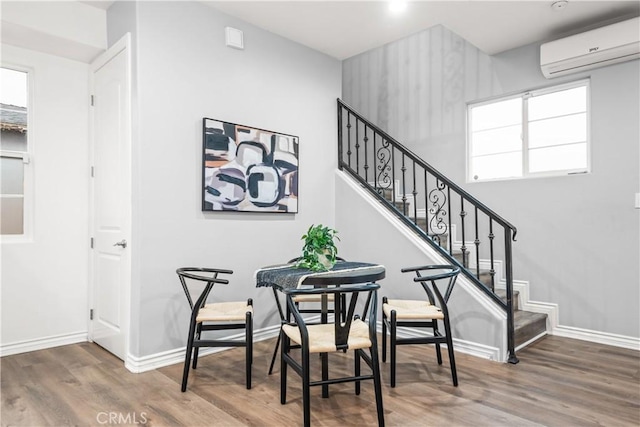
[337,99,519,363]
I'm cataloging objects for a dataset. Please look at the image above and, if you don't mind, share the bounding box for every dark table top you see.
[255,261,386,292]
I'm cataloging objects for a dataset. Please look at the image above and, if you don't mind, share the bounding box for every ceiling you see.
[82,1,640,60]
[204,0,640,59]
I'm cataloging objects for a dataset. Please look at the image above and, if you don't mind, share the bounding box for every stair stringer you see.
[336,171,509,362]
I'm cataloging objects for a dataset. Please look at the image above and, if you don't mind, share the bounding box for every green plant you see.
[296,224,340,271]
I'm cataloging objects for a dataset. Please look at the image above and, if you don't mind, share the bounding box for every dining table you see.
[256,260,386,397]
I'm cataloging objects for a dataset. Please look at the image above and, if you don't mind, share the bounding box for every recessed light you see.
[389,0,408,14]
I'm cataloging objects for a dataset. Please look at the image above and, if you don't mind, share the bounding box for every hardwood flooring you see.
[1,335,639,426]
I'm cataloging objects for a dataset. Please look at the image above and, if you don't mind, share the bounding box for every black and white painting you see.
[202,118,299,213]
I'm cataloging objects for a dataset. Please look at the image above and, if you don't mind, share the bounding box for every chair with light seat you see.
[267,257,347,375]
[281,282,384,427]
[382,265,460,387]
[177,267,253,392]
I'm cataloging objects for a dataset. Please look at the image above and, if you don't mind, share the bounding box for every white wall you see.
[108,1,342,358]
[0,44,90,355]
[1,1,107,63]
[342,25,640,341]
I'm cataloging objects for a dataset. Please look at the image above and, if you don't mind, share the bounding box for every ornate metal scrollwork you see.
[376,139,392,196]
[428,179,448,245]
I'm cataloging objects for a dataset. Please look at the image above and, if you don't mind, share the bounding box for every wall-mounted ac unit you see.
[540,16,640,78]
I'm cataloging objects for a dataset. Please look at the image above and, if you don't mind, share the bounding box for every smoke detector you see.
[551,1,569,11]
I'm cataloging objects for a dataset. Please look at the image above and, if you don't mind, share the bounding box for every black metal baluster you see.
[412,162,418,224]
[337,103,343,170]
[475,207,480,280]
[489,219,496,292]
[460,197,467,267]
[424,169,429,236]
[505,227,518,364]
[373,133,377,194]
[363,126,369,183]
[391,145,396,208]
[401,154,407,215]
[346,113,352,169]
[355,118,360,176]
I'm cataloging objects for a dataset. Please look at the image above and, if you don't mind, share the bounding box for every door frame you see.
[88,33,132,364]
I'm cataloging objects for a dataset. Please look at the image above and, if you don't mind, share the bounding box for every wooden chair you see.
[382,265,460,387]
[177,267,253,392]
[281,283,385,427]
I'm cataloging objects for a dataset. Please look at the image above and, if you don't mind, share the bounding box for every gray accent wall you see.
[108,1,341,358]
[343,25,640,340]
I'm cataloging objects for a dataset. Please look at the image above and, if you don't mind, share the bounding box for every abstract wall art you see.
[202,118,299,213]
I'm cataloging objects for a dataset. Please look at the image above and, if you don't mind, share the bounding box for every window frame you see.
[467,79,591,183]
[1,64,34,242]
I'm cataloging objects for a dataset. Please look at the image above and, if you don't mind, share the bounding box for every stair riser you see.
[514,312,547,347]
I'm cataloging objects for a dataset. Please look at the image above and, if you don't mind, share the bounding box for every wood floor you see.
[2,335,639,426]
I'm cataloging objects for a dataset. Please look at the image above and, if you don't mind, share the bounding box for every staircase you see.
[386,193,547,348]
[337,98,548,360]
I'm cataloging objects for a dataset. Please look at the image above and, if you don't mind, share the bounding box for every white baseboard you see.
[126,319,503,374]
[515,294,639,351]
[0,331,88,357]
[125,325,281,373]
[123,319,638,374]
[3,319,636,372]
[552,325,640,351]
[377,322,501,362]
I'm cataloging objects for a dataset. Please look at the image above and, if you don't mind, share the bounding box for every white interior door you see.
[89,34,131,360]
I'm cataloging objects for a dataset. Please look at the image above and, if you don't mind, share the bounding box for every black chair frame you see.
[267,257,347,375]
[177,267,253,392]
[281,283,385,427]
[382,265,460,387]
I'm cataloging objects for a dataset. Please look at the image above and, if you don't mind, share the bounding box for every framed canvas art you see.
[202,118,299,213]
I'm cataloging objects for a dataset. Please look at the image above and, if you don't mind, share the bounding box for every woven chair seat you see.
[291,293,335,303]
[282,319,371,353]
[177,267,253,392]
[383,299,444,320]
[196,301,253,323]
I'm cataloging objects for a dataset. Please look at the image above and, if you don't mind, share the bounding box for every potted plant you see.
[296,224,340,271]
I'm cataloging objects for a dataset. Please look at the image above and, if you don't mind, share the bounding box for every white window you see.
[1,67,30,236]
[468,80,589,182]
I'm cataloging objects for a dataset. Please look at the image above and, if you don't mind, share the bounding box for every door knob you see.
[113,239,127,248]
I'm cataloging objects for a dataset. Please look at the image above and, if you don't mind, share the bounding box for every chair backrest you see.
[402,265,460,315]
[176,267,233,310]
[285,283,379,351]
